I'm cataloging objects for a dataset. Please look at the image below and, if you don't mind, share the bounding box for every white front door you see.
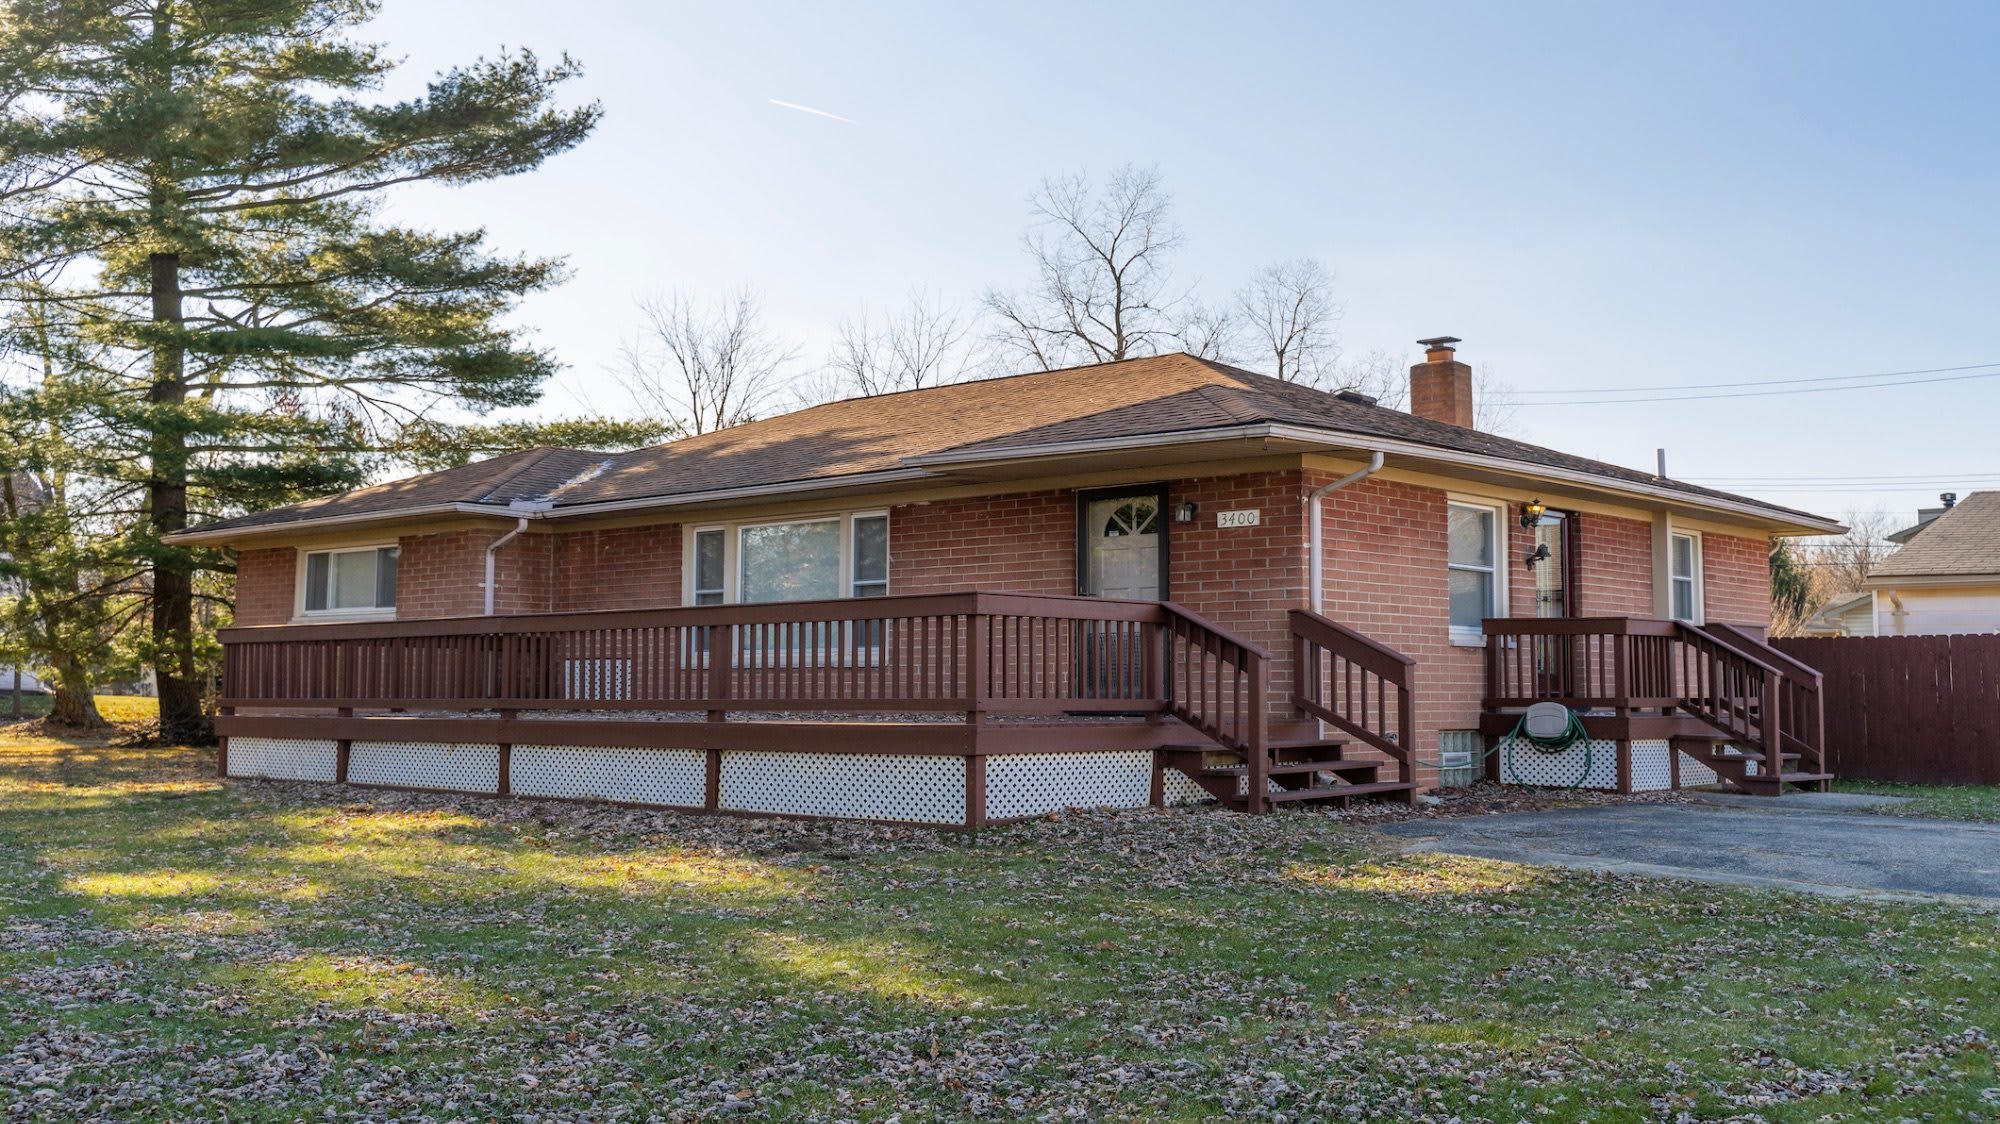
[1084,494,1163,600]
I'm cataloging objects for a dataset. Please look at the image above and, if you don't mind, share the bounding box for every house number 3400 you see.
[1216,509,1261,528]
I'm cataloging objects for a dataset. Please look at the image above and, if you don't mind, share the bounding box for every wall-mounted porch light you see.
[1173,500,1199,524]
[1520,498,1547,528]
[1524,542,1551,569]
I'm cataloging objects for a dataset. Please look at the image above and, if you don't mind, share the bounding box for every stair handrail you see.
[1288,609,1415,789]
[1671,622,1785,781]
[1701,622,1827,775]
[1159,601,1271,811]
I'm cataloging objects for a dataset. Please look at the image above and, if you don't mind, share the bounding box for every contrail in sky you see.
[768,98,853,124]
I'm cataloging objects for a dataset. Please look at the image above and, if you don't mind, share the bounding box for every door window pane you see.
[739,520,841,603]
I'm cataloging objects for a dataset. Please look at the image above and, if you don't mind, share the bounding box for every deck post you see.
[1760,673,1784,783]
[1245,653,1270,813]
[705,624,729,723]
[964,754,987,828]
[216,706,233,778]
[966,610,990,727]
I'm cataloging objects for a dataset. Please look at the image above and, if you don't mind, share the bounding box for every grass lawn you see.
[1834,779,2000,824]
[0,693,157,724]
[2,732,1997,1121]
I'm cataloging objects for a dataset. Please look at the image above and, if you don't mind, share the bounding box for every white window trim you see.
[294,542,400,622]
[682,510,889,606]
[1446,497,1509,647]
[1669,529,1704,625]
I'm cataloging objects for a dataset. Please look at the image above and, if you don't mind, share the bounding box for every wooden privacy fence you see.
[1774,634,2000,785]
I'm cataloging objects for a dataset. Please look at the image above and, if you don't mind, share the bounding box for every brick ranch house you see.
[175,341,1842,826]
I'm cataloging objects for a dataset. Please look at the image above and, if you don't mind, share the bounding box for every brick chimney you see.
[1410,336,1475,429]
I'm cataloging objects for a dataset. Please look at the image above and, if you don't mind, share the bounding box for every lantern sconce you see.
[1173,500,1199,524]
[1524,542,1551,569]
[1520,498,1547,528]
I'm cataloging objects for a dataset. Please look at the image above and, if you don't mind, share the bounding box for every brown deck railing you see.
[219,591,1272,772]
[1481,616,1826,782]
[1289,609,1414,787]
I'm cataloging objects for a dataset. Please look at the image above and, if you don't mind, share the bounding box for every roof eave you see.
[165,502,530,546]
[911,422,1844,535]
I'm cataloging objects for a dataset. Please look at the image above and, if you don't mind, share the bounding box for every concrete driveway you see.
[1374,795,2000,904]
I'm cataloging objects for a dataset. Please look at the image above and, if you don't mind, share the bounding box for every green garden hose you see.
[1501,705,1592,788]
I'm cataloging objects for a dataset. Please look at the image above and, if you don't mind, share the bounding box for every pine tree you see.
[0,1,599,742]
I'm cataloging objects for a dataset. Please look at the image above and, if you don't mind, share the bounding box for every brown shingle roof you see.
[199,446,609,533]
[1872,491,2000,579]
[185,353,1834,537]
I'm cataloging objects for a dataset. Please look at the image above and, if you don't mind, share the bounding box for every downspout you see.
[484,518,530,617]
[1306,451,1386,614]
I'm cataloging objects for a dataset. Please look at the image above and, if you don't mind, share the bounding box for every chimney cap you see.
[1416,336,1462,350]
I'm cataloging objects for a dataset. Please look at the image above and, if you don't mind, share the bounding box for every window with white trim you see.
[1670,532,1702,623]
[685,511,889,605]
[1447,502,1501,638]
[302,545,398,614]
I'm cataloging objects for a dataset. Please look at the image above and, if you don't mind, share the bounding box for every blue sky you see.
[364,1,2000,527]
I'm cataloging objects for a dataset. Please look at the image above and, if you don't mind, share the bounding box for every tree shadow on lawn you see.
[6,739,2000,1120]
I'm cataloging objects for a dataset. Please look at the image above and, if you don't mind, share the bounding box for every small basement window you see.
[302,546,398,614]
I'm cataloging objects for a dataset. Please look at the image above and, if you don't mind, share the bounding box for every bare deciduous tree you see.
[1237,259,1341,384]
[984,165,1185,369]
[1168,298,1241,363]
[619,291,798,435]
[827,292,980,397]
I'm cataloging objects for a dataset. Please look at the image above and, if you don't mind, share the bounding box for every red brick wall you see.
[395,530,493,619]
[550,524,682,612]
[1703,531,1772,629]
[891,491,1076,595]
[1575,513,1656,617]
[1311,474,1472,789]
[233,546,296,626]
[1167,471,1310,706]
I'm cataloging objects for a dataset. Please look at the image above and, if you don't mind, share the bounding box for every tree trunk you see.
[148,251,210,744]
[47,659,105,729]
[6,671,20,721]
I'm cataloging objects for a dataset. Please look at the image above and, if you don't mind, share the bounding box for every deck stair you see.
[1160,734,1414,811]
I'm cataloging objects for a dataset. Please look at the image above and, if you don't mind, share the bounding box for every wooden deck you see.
[1479,616,1831,794]
[215,592,1418,820]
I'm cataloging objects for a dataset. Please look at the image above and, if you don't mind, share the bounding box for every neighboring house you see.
[174,341,1840,824]
[1864,491,2000,636]
[1800,590,1876,637]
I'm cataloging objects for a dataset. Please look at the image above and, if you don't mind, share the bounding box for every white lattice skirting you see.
[349,741,500,793]
[223,737,1215,825]
[720,752,966,824]
[986,752,1150,820]
[225,737,337,782]
[512,745,704,807]
[1498,736,1621,790]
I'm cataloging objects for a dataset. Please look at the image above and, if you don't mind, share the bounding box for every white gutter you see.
[913,422,1844,534]
[483,517,529,616]
[482,501,551,616]
[164,501,527,546]
[1305,451,1385,614]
